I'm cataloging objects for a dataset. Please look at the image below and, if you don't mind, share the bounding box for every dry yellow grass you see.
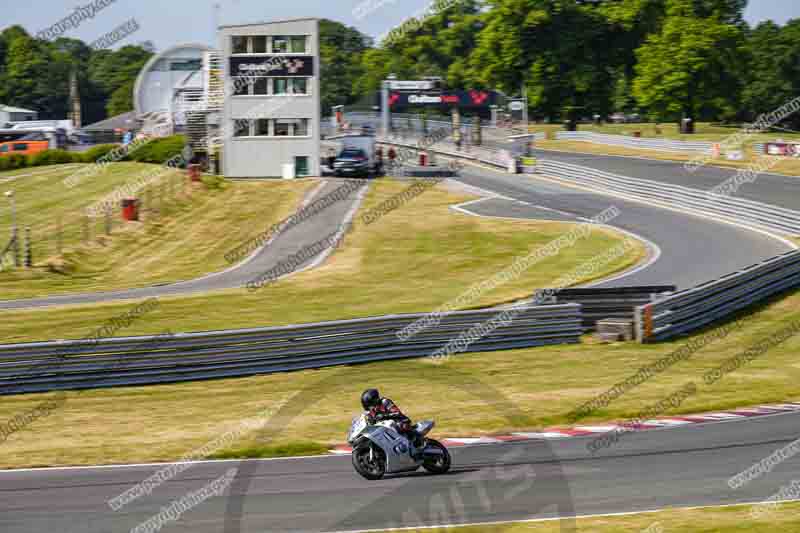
[0,165,316,298]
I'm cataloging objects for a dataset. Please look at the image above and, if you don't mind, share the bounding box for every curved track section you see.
[2,411,799,532]
[451,164,794,288]
[530,148,800,212]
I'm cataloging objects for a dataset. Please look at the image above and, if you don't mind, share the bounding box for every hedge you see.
[123,135,187,164]
[81,144,118,163]
[0,135,190,173]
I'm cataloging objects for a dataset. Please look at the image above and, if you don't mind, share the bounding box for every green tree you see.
[107,79,136,117]
[470,0,632,120]
[741,19,800,128]
[319,19,371,114]
[0,26,57,116]
[632,0,745,123]
[355,0,483,95]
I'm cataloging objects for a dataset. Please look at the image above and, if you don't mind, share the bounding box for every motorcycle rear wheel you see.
[352,443,387,480]
[422,439,451,474]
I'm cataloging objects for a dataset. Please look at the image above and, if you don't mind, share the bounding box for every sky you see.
[4,0,800,51]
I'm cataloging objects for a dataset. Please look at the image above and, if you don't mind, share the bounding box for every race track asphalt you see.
[2,410,798,532]
[451,164,793,289]
[530,148,800,211]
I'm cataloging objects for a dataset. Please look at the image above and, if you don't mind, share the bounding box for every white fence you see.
[535,160,800,236]
[555,131,714,154]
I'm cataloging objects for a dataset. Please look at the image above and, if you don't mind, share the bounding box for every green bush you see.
[0,157,9,172]
[81,144,119,163]
[28,149,75,166]
[4,154,27,170]
[125,135,187,164]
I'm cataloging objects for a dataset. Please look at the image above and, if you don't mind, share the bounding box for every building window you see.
[252,36,268,54]
[295,156,309,176]
[233,77,251,96]
[232,36,248,54]
[255,119,270,136]
[274,120,291,136]
[253,78,269,95]
[233,120,250,137]
[290,36,307,53]
[291,78,308,95]
[272,36,289,53]
[292,118,309,136]
[273,78,289,95]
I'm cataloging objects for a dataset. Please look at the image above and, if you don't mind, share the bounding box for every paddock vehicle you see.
[0,128,67,157]
[333,134,382,178]
[347,412,451,480]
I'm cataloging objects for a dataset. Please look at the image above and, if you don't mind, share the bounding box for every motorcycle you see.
[347,412,451,480]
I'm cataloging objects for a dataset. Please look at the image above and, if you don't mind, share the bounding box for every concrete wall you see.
[220,19,321,178]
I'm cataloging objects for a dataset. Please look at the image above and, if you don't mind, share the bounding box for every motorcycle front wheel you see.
[352,443,387,480]
[422,439,451,475]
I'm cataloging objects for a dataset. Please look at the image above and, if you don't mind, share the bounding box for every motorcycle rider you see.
[361,389,423,449]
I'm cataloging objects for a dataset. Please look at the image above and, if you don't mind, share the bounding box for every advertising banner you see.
[229,56,314,77]
[387,90,497,110]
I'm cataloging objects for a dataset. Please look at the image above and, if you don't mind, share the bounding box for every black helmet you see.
[361,389,380,410]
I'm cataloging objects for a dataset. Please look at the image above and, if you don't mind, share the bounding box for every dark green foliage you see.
[0,26,152,124]
[319,20,371,115]
[28,149,75,166]
[2,8,799,127]
[81,144,118,163]
[123,135,187,164]
[3,154,28,170]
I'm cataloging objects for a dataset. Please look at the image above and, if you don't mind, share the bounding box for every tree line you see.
[1,1,798,127]
[0,25,153,125]
[347,0,800,127]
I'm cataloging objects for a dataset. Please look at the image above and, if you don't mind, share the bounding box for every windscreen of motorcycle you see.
[348,414,367,442]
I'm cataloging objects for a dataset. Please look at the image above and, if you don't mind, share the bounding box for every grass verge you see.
[0,163,315,298]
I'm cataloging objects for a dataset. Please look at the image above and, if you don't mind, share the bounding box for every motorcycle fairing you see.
[359,425,418,473]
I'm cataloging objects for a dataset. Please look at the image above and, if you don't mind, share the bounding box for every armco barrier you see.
[537,286,676,330]
[0,304,582,395]
[556,131,713,154]
[634,251,800,342]
[535,160,800,236]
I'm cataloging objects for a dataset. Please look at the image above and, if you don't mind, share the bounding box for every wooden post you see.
[24,226,32,268]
